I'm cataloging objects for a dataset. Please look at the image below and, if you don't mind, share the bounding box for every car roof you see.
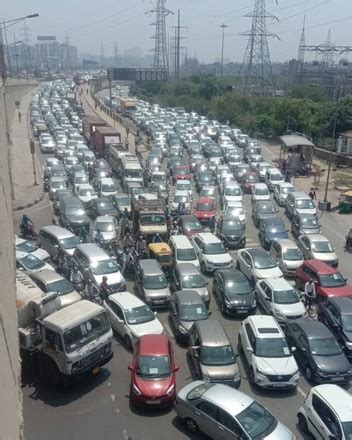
[244,247,268,259]
[30,269,64,284]
[329,297,352,314]
[247,315,283,337]
[176,263,201,275]
[217,268,247,283]
[195,232,221,244]
[138,259,163,274]
[40,225,75,238]
[109,291,145,309]
[195,320,229,347]
[174,290,204,305]
[312,385,352,422]
[203,384,253,417]
[264,277,293,291]
[196,197,214,204]
[291,319,332,339]
[275,239,298,249]
[138,334,169,356]
[304,259,337,274]
[305,234,329,242]
[95,215,115,222]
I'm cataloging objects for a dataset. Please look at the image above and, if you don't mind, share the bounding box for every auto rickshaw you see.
[339,191,352,214]
[148,242,173,276]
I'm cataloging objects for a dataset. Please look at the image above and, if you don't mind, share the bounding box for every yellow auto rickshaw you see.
[148,242,173,273]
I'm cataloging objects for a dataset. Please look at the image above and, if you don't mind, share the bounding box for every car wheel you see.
[305,365,314,382]
[184,417,199,433]
[251,276,256,287]
[298,414,308,433]
[124,335,132,351]
[201,262,207,275]
[249,367,255,384]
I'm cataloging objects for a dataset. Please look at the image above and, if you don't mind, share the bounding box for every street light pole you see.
[220,23,227,79]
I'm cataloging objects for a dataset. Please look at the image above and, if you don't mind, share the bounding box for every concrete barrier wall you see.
[313,146,352,167]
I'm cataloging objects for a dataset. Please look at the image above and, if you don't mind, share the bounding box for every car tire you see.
[298,414,308,433]
[124,335,132,351]
[184,417,199,433]
[221,300,226,316]
[201,262,207,275]
[249,367,255,385]
[251,276,256,287]
[305,365,314,382]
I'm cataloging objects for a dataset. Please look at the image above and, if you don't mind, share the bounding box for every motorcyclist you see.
[70,267,85,293]
[85,279,101,303]
[136,235,148,258]
[346,228,352,248]
[100,276,110,301]
[79,226,89,243]
[152,233,162,243]
[122,232,134,248]
[121,212,131,235]
[21,214,34,233]
[95,229,105,246]
[178,202,187,216]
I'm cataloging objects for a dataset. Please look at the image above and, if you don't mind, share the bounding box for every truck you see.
[92,126,122,157]
[131,198,168,241]
[119,97,136,113]
[82,115,107,144]
[17,271,113,386]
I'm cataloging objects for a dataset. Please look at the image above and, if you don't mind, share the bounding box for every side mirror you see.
[128,364,134,372]
[246,346,254,353]
[291,346,296,352]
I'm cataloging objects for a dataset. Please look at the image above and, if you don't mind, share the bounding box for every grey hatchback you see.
[135,259,171,308]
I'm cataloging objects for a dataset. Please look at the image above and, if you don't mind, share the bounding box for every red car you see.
[178,215,203,237]
[295,259,352,299]
[172,165,191,184]
[241,172,259,193]
[193,197,216,224]
[128,335,179,407]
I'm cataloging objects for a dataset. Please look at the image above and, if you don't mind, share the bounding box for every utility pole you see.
[13,33,19,80]
[220,23,227,79]
[172,10,187,80]
[114,43,118,66]
[147,0,173,76]
[22,20,32,74]
[240,0,278,95]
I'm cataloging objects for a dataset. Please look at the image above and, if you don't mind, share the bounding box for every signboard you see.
[108,68,168,82]
[15,100,21,108]
[105,136,121,144]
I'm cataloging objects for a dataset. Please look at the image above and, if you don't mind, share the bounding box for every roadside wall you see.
[0,80,36,440]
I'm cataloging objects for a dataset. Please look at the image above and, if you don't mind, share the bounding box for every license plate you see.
[92,367,100,375]
[154,300,165,304]
[146,400,161,405]
[272,383,284,387]
[237,310,248,314]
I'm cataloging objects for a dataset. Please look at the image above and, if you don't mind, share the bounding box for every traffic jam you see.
[18,78,352,439]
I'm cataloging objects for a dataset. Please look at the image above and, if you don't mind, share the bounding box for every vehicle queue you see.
[17,78,352,440]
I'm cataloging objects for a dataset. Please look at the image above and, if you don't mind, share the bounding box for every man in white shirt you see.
[304,278,316,308]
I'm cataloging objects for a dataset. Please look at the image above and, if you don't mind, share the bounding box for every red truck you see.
[92,127,122,157]
[82,115,107,143]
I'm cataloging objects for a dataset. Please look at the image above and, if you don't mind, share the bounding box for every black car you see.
[258,217,289,250]
[252,200,278,228]
[59,196,90,233]
[217,215,246,248]
[285,319,350,384]
[169,290,209,343]
[212,269,256,316]
[87,197,118,219]
[319,297,352,360]
[196,172,215,193]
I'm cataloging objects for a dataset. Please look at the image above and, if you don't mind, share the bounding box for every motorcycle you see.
[20,223,38,240]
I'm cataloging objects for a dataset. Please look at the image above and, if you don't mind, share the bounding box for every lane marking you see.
[297,386,307,399]
[110,394,116,403]
[122,429,129,440]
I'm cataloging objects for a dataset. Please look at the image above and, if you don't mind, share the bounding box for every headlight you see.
[132,384,141,396]
[274,308,284,319]
[345,341,352,350]
[166,384,175,396]
[224,299,231,307]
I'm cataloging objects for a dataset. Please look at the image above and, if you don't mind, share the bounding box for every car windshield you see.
[253,255,276,269]
[116,196,130,205]
[75,177,88,185]
[64,312,110,353]
[342,421,352,438]
[181,274,205,289]
[301,217,319,228]
[96,221,114,232]
[225,187,241,196]
[79,189,95,196]
[201,188,216,197]
[258,204,275,214]
[255,188,269,195]
[183,219,202,230]
[144,274,168,289]
[140,214,166,226]
[152,174,165,182]
[124,305,155,325]
[137,355,170,379]
[309,337,342,356]
[255,337,291,358]
[91,259,119,275]
[311,240,334,253]
[174,195,189,203]
[196,203,213,211]
[125,169,142,178]
[204,242,226,255]
[319,272,346,288]
[273,289,300,304]
[59,236,80,250]
[20,255,45,270]
[266,222,286,234]
[180,304,207,321]
[48,279,74,295]
[225,280,251,296]
[223,220,243,232]
[237,402,276,439]
[283,248,303,261]
[101,184,115,192]
[177,182,190,190]
[66,207,85,217]
[201,345,235,366]
[296,199,315,209]
[270,173,283,181]
[342,315,352,332]
[51,180,65,188]
[97,201,115,211]
[177,248,197,261]
[282,186,294,194]
[16,241,36,253]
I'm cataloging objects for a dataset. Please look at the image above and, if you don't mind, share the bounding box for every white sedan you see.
[236,247,283,284]
[76,184,98,204]
[15,237,50,262]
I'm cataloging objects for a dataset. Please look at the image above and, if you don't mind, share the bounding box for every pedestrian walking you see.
[304,278,316,309]
[208,216,216,233]
[126,127,130,138]
[18,111,22,123]
[100,276,110,302]
[309,188,317,200]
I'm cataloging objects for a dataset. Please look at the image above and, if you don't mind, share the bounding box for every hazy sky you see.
[3,0,352,62]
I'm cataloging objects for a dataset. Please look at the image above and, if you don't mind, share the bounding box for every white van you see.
[169,235,199,268]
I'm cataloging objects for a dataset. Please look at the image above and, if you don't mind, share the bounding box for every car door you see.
[310,394,343,440]
[240,252,253,279]
[194,400,220,439]
[189,326,202,378]
[296,332,310,368]
[299,236,311,259]
[291,216,299,236]
[243,323,255,365]
[256,280,267,310]
[109,301,126,336]
[215,408,244,440]
[170,298,180,332]
[217,216,223,236]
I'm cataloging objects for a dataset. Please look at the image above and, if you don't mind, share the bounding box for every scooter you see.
[20,223,38,240]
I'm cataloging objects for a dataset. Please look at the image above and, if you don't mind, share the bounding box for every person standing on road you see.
[71,267,85,293]
[18,111,22,123]
[126,127,130,138]
[100,276,110,301]
[208,215,216,233]
[304,278,316,308]
[309,188,317,200]
[152,233,162,243]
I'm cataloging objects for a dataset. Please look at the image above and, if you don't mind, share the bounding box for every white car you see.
[251,183,271,202]
[16,253,55,273]
[223,200,246,223]
[255,278,306,323]
[269,239,304,277]
[91,215,118,243]
[76,184,98,204]
[236,247,283,284]
[298,384,352,440]
[191,232,233,274]
[273,182,294,206]
[103,291,164,349]
[171,190,191,214]
[99,177,118,198]
[175,179,192,195]
[221,183,243,206]
[297,234,338,267]
[238,315,299,389]
[15,237,50,262]
[265,168,284,191]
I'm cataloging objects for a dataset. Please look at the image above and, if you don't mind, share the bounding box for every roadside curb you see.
[13,190,45,212]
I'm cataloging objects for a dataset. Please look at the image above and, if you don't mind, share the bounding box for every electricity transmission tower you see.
[21,20,32,73]
[114,43,119,66]
[147,0,173,75]
[240,0,278,95]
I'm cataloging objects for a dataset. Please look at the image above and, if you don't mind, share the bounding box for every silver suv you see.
[135,259,171,308]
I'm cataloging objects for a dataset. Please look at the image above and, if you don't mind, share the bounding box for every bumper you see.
[71,350,113,377]
[221,235,246,248]
[255,373,299,389]
[146,298,170,308]
[205,261,233,273]
[313,372,350,384]
[224,303,256,316]
[130,390,176,408]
